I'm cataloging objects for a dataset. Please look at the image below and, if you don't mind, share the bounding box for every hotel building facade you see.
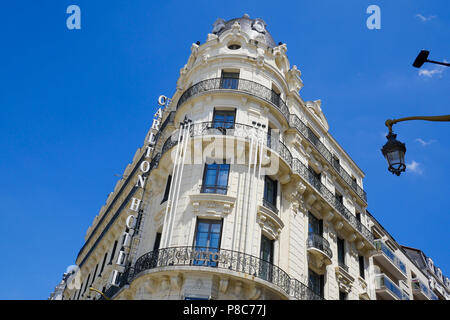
[50,15,449,301]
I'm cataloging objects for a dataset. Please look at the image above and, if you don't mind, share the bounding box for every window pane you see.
[217,165,229,186]
[210,222,222,234]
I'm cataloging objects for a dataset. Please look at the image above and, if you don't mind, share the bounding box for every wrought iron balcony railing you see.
[375,273,403,300]
[176,78,290,121]
[175,79,367,203]
[374,240,406,275]
[289,114,367,203]
[292,158,374,246]
[307,233,333,259]
[102,246,323,300]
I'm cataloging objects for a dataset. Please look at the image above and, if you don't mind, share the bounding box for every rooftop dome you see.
[212,14,277,48]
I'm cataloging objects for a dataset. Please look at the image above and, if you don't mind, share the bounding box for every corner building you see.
[62,15,393,300]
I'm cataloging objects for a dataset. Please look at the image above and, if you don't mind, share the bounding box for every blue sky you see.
[0,1,448,299]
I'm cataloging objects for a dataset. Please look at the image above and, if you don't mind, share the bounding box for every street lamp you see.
[381,131,406,176]
[381,115,450,175]
[89,287,110,300]
[413,50,450,68]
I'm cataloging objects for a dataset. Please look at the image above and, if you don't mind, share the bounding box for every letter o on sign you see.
[140,161,150,173]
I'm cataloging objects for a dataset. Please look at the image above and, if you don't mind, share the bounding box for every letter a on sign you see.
[366,5,381,30]
[66,5,81,30]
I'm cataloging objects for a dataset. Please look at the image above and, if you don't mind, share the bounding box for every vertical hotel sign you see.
[110,95,171,287]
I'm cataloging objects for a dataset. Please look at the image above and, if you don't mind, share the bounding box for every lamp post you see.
[89,287,110,300]
[413,50,450,68]
[381,115,450,175]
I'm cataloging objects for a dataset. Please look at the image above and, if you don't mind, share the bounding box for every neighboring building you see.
[365,210,448,300]
[50,15,447,301]
[402,246,450,300]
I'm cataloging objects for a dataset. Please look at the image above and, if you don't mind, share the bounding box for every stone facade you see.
[50,15,449,301]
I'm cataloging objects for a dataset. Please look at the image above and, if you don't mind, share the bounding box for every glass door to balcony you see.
[212,109,235,131]
[308,269,324,298]
[260,235,274,282]
[193,219,222,267]
[220,72,239,89]
[308,212,323,236]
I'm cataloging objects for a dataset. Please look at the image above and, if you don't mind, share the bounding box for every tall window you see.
[201,162,230,194]
[161,175,172,203]
[271,87,281,107]
[337,237,346,269]
[332,155,340,169]
[359,255,365,279]
[308,269,324,298]
[351,177,358,189]
[263,176,278,213]
[91,264,98,285]
[108,240,118,264]
[356,212,361,222]
[267,126,273,149]
[153,232,162,251]
[309,166,321,183]
[193,219,223,267]
[213,109,235,129]
[260,235,274,282]
[99,252,108,277]
[339,291,347,300]
[308,212,323,236]
[220,71,239,89]
[335,192,343,205]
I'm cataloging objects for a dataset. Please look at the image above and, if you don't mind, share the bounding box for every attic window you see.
[228,43,241,50]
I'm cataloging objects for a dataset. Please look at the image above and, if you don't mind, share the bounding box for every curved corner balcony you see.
[307,233,333,266]
[161,121,294,169]
[103,246,323,300]
[176,78,290,123]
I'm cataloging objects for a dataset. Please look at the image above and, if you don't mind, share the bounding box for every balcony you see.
[292,159,375,247]
[375,273,402,300]
[161,122,375,249]
[177,78,290,122]
[307,233,332,267]
[289,114,367,203]
[373,240,407,280]
[103,246,322,300]
[412,279,431,300]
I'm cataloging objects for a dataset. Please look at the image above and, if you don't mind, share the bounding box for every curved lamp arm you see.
[385,115,450,133]
[89,287,110,300]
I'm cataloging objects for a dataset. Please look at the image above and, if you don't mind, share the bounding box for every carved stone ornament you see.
[212,18,226,34]
[252,18,266,33]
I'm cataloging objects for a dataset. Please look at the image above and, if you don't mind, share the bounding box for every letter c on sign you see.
[126,215,137,229]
